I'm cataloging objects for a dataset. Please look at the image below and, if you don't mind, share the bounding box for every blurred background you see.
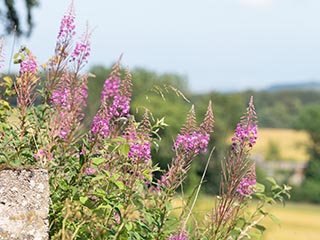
[1,0,320,239]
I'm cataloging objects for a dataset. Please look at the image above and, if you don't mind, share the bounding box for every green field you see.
[172,196,320,240]
[251,128,311,162]
[262,202,320,240]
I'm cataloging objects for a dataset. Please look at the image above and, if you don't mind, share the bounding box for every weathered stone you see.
[0,168,49,240]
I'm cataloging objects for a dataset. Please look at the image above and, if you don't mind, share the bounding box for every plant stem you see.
[236,214,265,240]
[183,147,215,228]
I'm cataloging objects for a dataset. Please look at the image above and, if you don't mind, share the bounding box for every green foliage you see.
[295,105,320,158]
[292,177,320,203]
[227,89,320,129]
[0,2,292,239]
[291,105,320,203]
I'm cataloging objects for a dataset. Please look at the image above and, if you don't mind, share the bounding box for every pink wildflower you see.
[231,97,258,151]
[57,1,76,41]
[101,77,120,102]
[84,167,96,176]
[232,123,258,149]
[123,121,151,163]
[70,28,91,68]
[114,211,121,225]
[50,72,88,141]
[91,115,110,137]
[236,177,256,196]
[174,132,210,154]
[155,175,170,192]
[128,141,151,163]
[91,64,132,139]
[109,95,131,117]
[51,88,70,108]
[34,149,53,164]
[19,55,38,75]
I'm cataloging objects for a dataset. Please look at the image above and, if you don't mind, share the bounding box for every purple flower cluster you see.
[51,88,70,108]
[51,84,87,110]
[57,3,76,41]
[167,232,188,240]
[174,132,210,154]
[50,72,88,140]
[155,175,170,192]
[114,211,121,225]
[128,141,151,163]
[91,74,131,138]
[84,167,96,176]
[70,33,91,65]
[91,115,110,138]
[33,149,53,164]
[20,56,38,75]
[236,177,256,196]
[109,95,131,118]
[101,76,130,117]
[232,124,258,149]
[101,77,120,102]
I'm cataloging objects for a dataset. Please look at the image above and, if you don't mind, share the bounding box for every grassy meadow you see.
[171,196,320,240]
[261,202,320,240]
[251,128,311,162]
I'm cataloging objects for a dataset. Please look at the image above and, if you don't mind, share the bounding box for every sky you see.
[3,0,320,93]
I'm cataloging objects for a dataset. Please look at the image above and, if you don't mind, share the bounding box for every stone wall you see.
[0,168,49,240]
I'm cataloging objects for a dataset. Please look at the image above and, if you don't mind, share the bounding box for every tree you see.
[296,105,320,159]
[1,0,39,37]
[293,105,320,202]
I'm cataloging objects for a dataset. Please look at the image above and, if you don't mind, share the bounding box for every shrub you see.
[0,2,290,239]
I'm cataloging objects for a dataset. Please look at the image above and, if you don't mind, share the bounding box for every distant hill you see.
[266,81,320,92]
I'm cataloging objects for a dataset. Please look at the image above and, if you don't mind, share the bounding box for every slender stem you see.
[61,211,69,240]
[236,214,265,240]
[183,147,215,228]
[70,221,86,240]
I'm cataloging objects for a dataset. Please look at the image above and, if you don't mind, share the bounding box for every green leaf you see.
[91,175,105,182]
[266,177,277,185]
[3,76,12,86]
[24,47,30,55]
[142,169,152,182]
[13,59,22,64]
[80,196,88,204]
[95,204,112,210]
[120,143,130,156]
[254,224,266,232]
[271,185,281,191]
[13,53,19,59]
[92,157,105,166]
[269,214,281,225]
[114,180,125,190]
[125,222,133,231]
[258,209,267,215]
[111,137,127,143]
[58,181,68,191]
[255,182,265,193]
[79,151,85,167]
[0,100,10,109]
[249,231,262,239]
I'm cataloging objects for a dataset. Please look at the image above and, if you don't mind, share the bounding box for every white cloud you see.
[239,0,275,8]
